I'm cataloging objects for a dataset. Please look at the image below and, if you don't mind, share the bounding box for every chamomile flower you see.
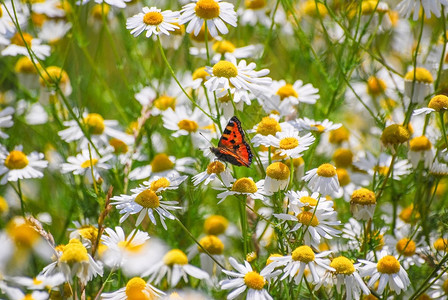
[0,1,17,35]
[249,115,292,147]
[0,106,14,138]
[190,39,263,63]
[143,173,188,193]
[384,230,426,269]
[350,188,377,221]
[129,153,196,180]
[397,0,448,21]
[38,20,72,44]
[101,277,165,299]
[302,163,340,196]
[127,7,180,38]
[2,32,51,60]
[403,67,434,104]
[179,0,237,37]
[3,287,48,300]
[192,160,234,187]
[342,218,386,252]
[219,257,281,300]
[61,148,112,182]
[143,248,209,287]
[359,250,411,295]
[110,185,181,228]
[291,117,342,134]
[162,106,210,139]
[408,135,435,168]
[9,273,65,290]
[216,177,268,203]
[353,152,411,180]
[264,162,290,193]
[270,79,320,106]
[0,145,48,185]
[270,245,334,284]
[266,130,315,159]
[413,94,448,116]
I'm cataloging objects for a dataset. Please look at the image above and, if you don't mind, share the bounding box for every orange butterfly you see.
[210,116,253,167]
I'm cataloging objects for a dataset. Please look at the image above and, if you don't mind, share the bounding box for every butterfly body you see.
[210,116,253,167]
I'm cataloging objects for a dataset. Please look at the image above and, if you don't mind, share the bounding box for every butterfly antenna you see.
[199,132,214,147]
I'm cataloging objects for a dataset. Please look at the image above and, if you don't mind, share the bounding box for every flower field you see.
[1,0,448,299]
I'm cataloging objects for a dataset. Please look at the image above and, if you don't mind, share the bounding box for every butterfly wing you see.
[212,116,253,167]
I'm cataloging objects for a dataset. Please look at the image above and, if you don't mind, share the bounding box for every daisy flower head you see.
[270,79,320,106]
[3,287,48,300]
[0,145,48,185]
[267,129,315,159]
[101,277,165,300]
[217,177,268,203]
[192,160,234,187]
[302,163,340,196]
[249,115,293,147]
[1,32,51,60]
[143,173,188,193]
[61,148,112,183]
[143,248,209,287]
[384,232,426,269]
[359,250,411,295]
[350,188,377,221]
[129,153,196,180]
[179,0,237,37]
[291,117,342,134]
[413,94,448,116]
[127,7,180,38]
[264,161,290,193]
[110,185,181,228]
[354,152,411,180]
[9,273,65,290]
[316,256,370,300]
[342,218,386,252]
[69,221,98,248]
[270,245,334,284]
[403,67,434,104]
[162,106,210,139]
[397,0,448,21]
[39,66,72,98]
[408,135,434,168]
[219,257,281,300]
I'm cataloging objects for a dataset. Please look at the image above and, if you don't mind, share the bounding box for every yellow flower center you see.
[330,256,355,275]
[153,95,176,111]
[189,24,214,42]
[380,98,399,110]
[380,124,410,145]
[311,124,326,133]
[336,168,351,186]
[5,150,29,170]
[299,196,318,206]
[80,158,98,169]
[293,157,304,168]
[150,153,174,173]
[213,61,238,78]
[231,177,258,193]
[212,40,236,54]
[109,138,129,154]
[404,67,434,83]
[0,6,2,17]
[245,0,266,9]
[434,238,448,251]
[7,220,39,248]
[297,211,320,226]
[150,177,170,192]
[15,56,37,74]
[11,32,33,47]
[256,117,281,136]
[329,126,350,144]
[84,113,105,135]
[60,239,89,264]
[178,119,199,133]
[92,4,110,19]
[396,238,416,256]
[118,241,144,253]
[206,161,226,174]
[276,84,298,100]
[399,205,419,223]
[291,245,315,263]
[134,189,160,209]
[39,66,69,86]
[373,165,389,176]
[163,249,188,266]
[316,163,336,177]
[0,196,9,214]
[301,0,328,17]
[377,255,401,274]
[266,253,283,265]
[361,0,387,14]
[351,188,376,205]
[279,137,299,150]
[410,136,431,152]
[125,277,151,300]
[428,95,448,111]
[198,235,224,254]
[195,0,220,19]
[31,12,47,27]
[244,271,265,290]
[78,226,98,244]
[143,11,163,25]
[171,22,185,35]
[443,279,448,295]
[32,278,43,286]
[332,148,353,168]
[204,215,229,235]
[366,76,386,96]
[266,162,290,180]
[192,67,209,81]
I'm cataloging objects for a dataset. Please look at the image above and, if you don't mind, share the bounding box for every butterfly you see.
[210,116,253,167]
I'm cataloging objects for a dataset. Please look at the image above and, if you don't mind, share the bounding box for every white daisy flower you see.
[249,115,293,147]
[413,94,448,116]
[8,273,65,290]
[384,228,426,269]
[179,0,237,37]
[264,162,290,193]
[204,57,272,102]
[270,245,334,284]
[162,106,210,139]
[61,148,112,182]
[190,39,263,63]
[134,86,156,107]
[192,160,234,187]
[142,248,209,287]
[350,188,377,221]
[266,129,315,159]
[110,185,181,228]
[0,145,48,185]
[3,287,48,300]
[353,152,411,180]
[342,218,386,252]
[1,33,51,60]
[127,7,180,38]
[32,0,66,17]
[408,135,435,168]
[0,1,17,35]
[142,173,188,193]
[128,153,196,180]
[38,20,72,44]
[58,112,133,149]
[397,0,448,21]
[101,277,165,299]
[430,159,448,176]
[290,117,342,133]
[216,177,268,203]
[403,67,434,104]
[302,163,340,196]
[427,272,448,299]
[0,106,14,138]
[359,250,411,295]
[220,257,281,300]
[270,79,320,106]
